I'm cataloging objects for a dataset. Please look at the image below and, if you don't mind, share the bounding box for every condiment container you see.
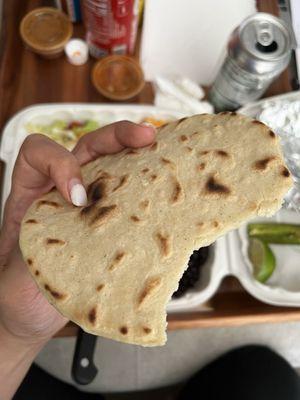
[82,0,139,58]
[92,55,145,100]
[65,39,89,65]
[20,7,73,59]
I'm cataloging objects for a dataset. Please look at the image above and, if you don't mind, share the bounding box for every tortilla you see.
[19,112,292,346]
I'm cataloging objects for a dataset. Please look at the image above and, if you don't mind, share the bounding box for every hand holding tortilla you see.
[0,122,155,346]
[19,113,292,346]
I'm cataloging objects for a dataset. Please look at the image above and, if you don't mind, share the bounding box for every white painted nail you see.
[70,183,87,207]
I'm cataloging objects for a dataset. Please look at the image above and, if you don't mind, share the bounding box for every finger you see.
[72,121,155,165]
[15,134,85,203]
[0,134,86,260]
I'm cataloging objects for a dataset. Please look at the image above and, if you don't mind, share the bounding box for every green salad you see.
[26,119,100,149]
[25,116,169,149]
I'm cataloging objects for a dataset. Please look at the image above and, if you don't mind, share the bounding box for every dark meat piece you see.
[172,246,210,299]
[67,120,85,129]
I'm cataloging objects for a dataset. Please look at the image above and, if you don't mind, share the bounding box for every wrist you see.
[0,323,46,399]
[0,322,47,355]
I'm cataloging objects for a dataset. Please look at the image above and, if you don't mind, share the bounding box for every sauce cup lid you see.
[20,7,73,52]
[92,55,145,101]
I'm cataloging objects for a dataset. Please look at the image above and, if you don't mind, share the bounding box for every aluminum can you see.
[209,13,293,111]
[82,0,139,58]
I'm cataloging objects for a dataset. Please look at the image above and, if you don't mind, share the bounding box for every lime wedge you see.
[248,238,276,283]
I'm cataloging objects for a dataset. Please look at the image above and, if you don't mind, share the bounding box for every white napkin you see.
[154,76,214,115]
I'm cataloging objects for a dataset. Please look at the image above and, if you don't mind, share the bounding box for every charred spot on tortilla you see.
[113,175,129,192]
[139,200,150,210]
[87,179,106,202]
[171,178,183,204]
[88,307,97,324]
[96,284,105,292]
[138,277,162,307]
[205,176,230,195]
[37,200,61,209]
[108,251,126,271]
[197,162,206,171]
[269,130,275,138]
[155,233,172,258]
[98,171,112,180]
[80,203,95,215]
[120,326,128,335]
[130,215,141,222]
[282,167,290,177]
[25,219,38,224]
[44,284,66,300]
[216,150,229,157]
[253,157,276,171]
[90,205,117,227]
[161,157,172,165]
[179,135,188,142]
[46,238,65,245]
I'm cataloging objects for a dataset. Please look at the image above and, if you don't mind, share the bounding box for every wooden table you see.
[1,0,300,338]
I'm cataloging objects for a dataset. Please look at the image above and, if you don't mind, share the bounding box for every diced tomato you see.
[67,121,85,129]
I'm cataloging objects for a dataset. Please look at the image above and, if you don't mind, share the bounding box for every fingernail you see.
[69,180,87,207]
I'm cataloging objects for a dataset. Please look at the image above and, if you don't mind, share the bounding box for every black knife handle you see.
[71,329,98,385]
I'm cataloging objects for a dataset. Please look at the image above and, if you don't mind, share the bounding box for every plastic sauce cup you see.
[20,7,73,59]
[92,55,145,101]
[65,39,89,65]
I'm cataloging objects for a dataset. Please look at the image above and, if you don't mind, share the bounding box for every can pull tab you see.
[256,22,273,46]
[255,22,278,53]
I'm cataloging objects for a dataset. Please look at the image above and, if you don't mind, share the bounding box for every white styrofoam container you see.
[235,91,300,306]
[233,210,300,306]
[2,102,300,312]
[168,238,228,311]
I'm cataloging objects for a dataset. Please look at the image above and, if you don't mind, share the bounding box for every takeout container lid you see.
[92,55,145,101]
[20,7,73,56]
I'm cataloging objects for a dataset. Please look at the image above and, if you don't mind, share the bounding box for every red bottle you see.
[82,0,139,58]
